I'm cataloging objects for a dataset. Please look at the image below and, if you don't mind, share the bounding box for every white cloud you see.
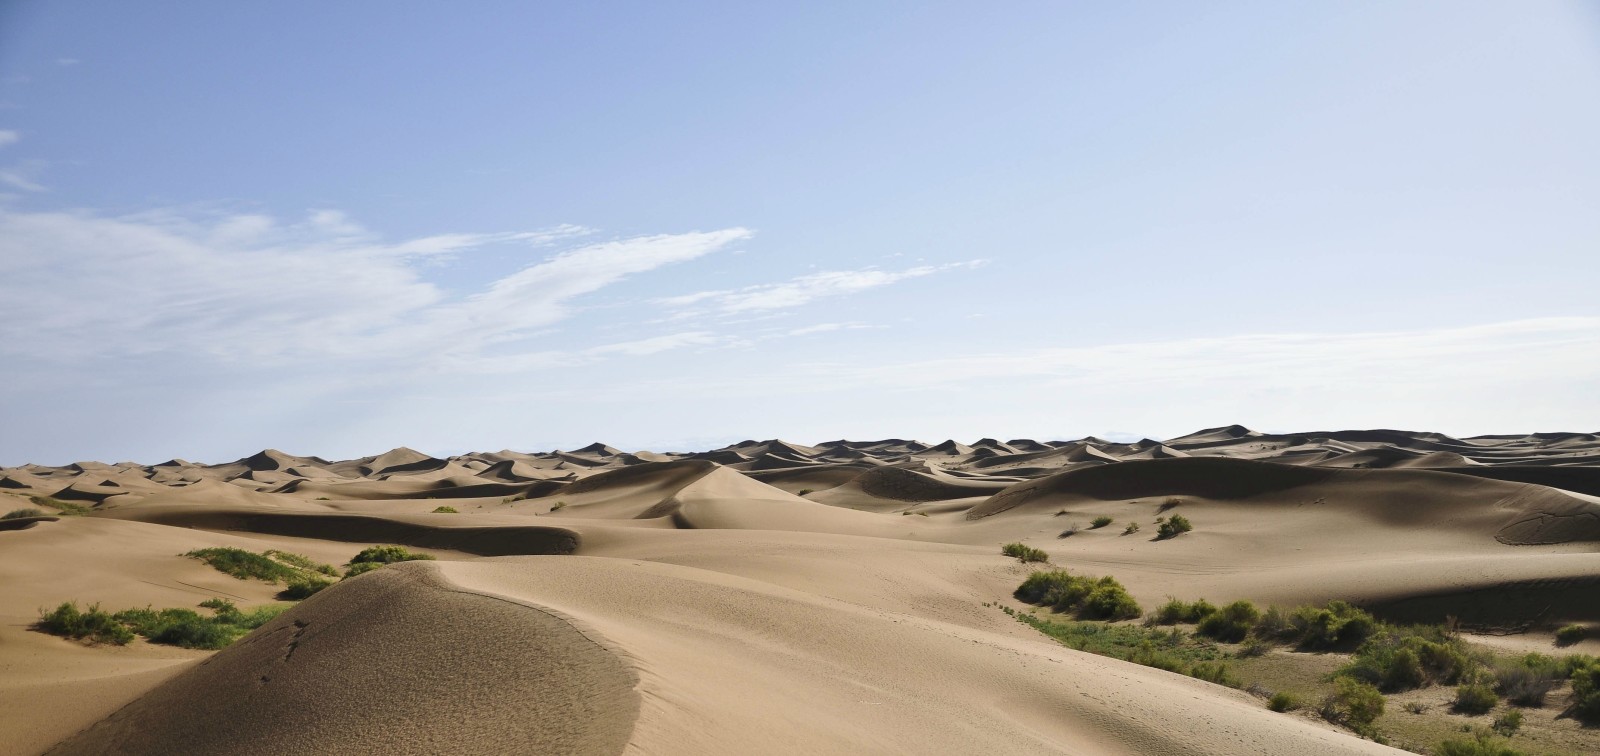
[584,331,722,357]
[56,58,80,66]
[660,260,985,314]
[0,130,18,147]
[0,207,749,374]
[788,322,873,336]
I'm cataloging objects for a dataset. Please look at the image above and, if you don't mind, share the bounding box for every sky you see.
[1,1,1597,465]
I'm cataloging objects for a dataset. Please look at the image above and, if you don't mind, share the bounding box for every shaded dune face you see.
[4,428,1599,754]
[46,565,640,756]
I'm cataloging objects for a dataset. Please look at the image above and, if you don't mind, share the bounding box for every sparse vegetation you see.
[278,576,334,600]
[1058,524,1079,538]
[1555,623,1587,647]
[185,547,304,583]
[29,495,91,515]
[1452,680,1499,715]
[1155,513,1193,540]
[1257,600,1377,650]
[1148,597,1217,625]
[430,505,459,513]
[797,488,814,496]
[1014,570,1140,620]
[1157,497,1182,513]
[549,501,568,511]
[262,550,338,576]
[1570,657,1600,722]
[1268,691,1301,712]
[1320,677,1384,736]
[3,507,46,519]
[1434,732,1526,756]
[1490,709,1522,737]
[1001,542,1049,563]
[1090,516,1113,529]
[1011,613,1227,681]
[35,602,134,645]
[1122,522,1140,535]
[1492,654,1564,707]
[1338,623,1475,691]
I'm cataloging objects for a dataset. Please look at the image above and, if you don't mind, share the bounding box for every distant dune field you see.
[4,427,1598,755]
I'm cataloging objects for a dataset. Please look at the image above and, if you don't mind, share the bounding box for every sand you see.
[3,427,1599,754]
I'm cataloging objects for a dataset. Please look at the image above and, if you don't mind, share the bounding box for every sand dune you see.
[4,428,1599,754]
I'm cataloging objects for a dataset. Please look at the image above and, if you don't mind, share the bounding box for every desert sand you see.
[3,427,1599,754]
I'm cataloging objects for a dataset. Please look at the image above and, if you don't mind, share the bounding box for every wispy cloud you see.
[0,207,749,373]
[584,331,724,357]
[660,260,985,314]
[0,130,18,148]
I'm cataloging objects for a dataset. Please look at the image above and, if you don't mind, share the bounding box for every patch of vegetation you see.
[1196,600,1259,643]
[1155,513,1193,540]
[1491,654,1564,707]
[1013,613,1230,681]
[1555,623,1586,647]
[1268,691,1301,712]
[549,501,568,511]
[1320,677,1384,737]
[1014,570,1140,620]
[1452,680,1498,715]
[35,602,134,645]
[1338,623,1477,692]
[3,507,46,519]
[343,545,435,577]
[430,505,459,513]
[1001,542,1049,563]
[185,547,304,583]
[1490,709,1521,737]
[1122,522,1140,535]
[1147,597,1217,626]
[797,488,814,496]
[343,561,385,577]
[1157,497,1182,513]
[114,600,289,650]
[278,576,334,600]
[1570,657,1600,723]
[1435,732,1525,756]
[1058,524,1079,538]
[1090,516,1113,529]
[1255,600,1377,650]
[29,495,91,515]
[262,550,338,576]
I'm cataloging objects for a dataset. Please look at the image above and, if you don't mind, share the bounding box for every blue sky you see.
[1,1,1597,464]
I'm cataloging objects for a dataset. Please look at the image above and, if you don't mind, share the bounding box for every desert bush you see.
[1268,691,1301,712]
[185,547,302,583]
[430,505,459,513]
[549,501,568,511]
[348,545,436,565]
[1058,524,1079,538]
[1156,514,1193,540]
[1453,681,1498,715]
[279,576,334,600]
[3,507,46,519]
[1090,516,1113,529]
[1490,709,1521,736]
[1493,655,1563,707]
[1001,542,1049,563]
[797,488,814,496]
[35,602,133,645]
[113,601,288,650]
[1570,658,1600,723]
[30,495,91,515]
[1435,733,1526,756]
[1236,637,1271,658]
[343,561,385,577]
[1271,600,1377,650]
[1157,497,1182,513]
[1320,677,1385,735]
[1555,624,1586,646]
[1122,522,1140,535]
[1403,701,1429,714]
[1082,580,1141,621]
[1196,600,1259,643]
[1014,571,1141,620]
[1149,598,1216,625]
[1340,625,1475,691]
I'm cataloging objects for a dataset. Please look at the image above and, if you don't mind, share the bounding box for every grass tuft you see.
[1001,542,1049,563]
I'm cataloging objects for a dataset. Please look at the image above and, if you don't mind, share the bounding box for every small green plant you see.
[343,561,385,577]
[430,505,459,513]
[1490,709,1521,736]
[1492,655,1563,707]
[1187,661,1239,687]
[279,576,334,600]
[1157,497,1182,513]
[1236,636,1271,657]
[1014,570,1140,620]
[1090,516,1113,529]
[1569,658,1600,723]
[797,488,814,496]
[1001,542,1049,563]
[1452,681,1498,715]
[549,501,568,511]
[1555,624,1586,646]
[1122,522,1140,535]
[1156,513,1193,540]
[35,602,134,645]
[3,507,46,519]
[262,550,338,576]
[1403,701,1429,714]
[30,495,91,515]
[1268,692,1301,712]
[1058,524,1079,538]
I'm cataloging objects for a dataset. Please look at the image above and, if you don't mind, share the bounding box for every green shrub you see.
[1122,522,1140,535]
[1236,637,1271,657]
[3,507,46,519]
[113,601,289,650]
[1268,691,1301,712]
[1157,497,1182,513]
[797,489,814,496]
[1490,709,1521,736]
[430,505,459,513]
[1156,514,1193,540]
[1453,682,1498,715]
[185,547,302,583]
[1493,656,1563,707]
[1435,733,1526,756]
[1001,542,1049,563]
[1188,661,1240,687]
[1339,625,1475,691]
[279,576,334,600]
[1570,658,1600,723]
[1149,598,1216,625]
[1555,624,1586,647]
[1082,581,1142,621]
[29,496,91,515]
[1090,516,1113,529]
[349,545,436,565]
[1014,570,1141,620]
[1269,600,1377,650]
[1321,677,1384,735]
[35,602,133,645]
[1196,600,1259,643]
[343,561,386,578]
[1058,524,1079,538]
